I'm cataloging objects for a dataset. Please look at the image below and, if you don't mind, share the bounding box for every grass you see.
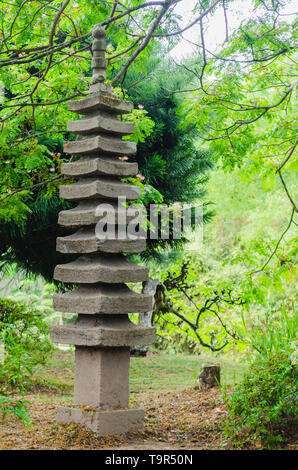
[31,348,246,396]
[130,352,245,392]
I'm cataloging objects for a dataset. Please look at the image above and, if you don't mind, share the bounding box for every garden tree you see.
[168,0,297,349]
[0,197,76,280]
[176,0,297,272]
[1,0,295,228]
[0,297,53,423]
[125,56,213,355]
[125,55,214,265]
[0,0,216,279]
[150,260,244,352]
[126,0,297,351]
[132,0,297,351]
[126,57,213,206]
[151,163,297,354]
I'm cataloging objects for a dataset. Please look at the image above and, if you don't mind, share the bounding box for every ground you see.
[0,350,296,450]
[0,388,227,450]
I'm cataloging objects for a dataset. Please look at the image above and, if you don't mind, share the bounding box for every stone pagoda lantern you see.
[50,24,156,436]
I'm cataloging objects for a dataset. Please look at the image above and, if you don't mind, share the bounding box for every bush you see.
[224,352,298,448]
[241,306,297,358]
[0,297,53,424]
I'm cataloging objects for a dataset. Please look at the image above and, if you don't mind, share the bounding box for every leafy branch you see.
[154,262,244,351]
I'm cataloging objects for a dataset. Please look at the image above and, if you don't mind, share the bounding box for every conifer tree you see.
[125,57,213,261]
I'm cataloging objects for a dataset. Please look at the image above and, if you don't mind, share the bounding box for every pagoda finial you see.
[91,24,109,91]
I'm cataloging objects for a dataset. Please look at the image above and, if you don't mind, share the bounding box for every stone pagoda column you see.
[50,24,156,436]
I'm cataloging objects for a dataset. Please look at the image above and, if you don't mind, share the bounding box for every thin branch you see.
[105,0,119,30]
[277,170,297,213]
[222,0,229,42]
[0,1,168,66]
[110,0,174,85]
[252,207,296,274]
[0,176,64,204]
[276,138,298,173]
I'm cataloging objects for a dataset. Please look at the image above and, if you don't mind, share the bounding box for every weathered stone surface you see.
[93,50,105,57]
[51,23,154,436]
[56,228,146,254]
[53,283,153,314]
[90,26,106,85]
[68,92,133,115]
[50,325,156,348]
[74,347,130,408]
[57,406,144,435]
[61,156,137,177]
[91,69,106,84]
[54,255,149,284]
[64,135,136,156]
[50,317,156,347]
[67,114,134,136]
[58,200,141,227]
[59,178,140,201]
[91,57,108,69]
[92,39,106,51]
[92,24,106,39]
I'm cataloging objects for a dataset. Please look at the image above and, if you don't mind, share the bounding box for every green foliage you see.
[121,56,214,263]
[6,277,58,316]
[240,305,297,359]
[150,165,296,356]
[0,52,214,278]
[0,0,175,224]
[0,297,53,424]
[126,58,213,205]
[0,0,170,279]
[224,353,298,448]
[0,327,34,426]
[177,3,297,209]
[0,196,75,281]
[153,256,242,353]
[123,108,156,144]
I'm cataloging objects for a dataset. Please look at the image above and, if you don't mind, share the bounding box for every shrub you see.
[224,352,298,448]
[241,306,297,358]
[0,297,53,424]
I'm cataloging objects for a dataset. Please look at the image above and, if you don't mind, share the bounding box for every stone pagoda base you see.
[57,406,145,435]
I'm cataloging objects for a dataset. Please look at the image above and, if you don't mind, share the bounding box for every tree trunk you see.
[196,363,221,389]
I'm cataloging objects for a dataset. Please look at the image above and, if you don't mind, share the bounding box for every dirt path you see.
[0,388,226,450]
